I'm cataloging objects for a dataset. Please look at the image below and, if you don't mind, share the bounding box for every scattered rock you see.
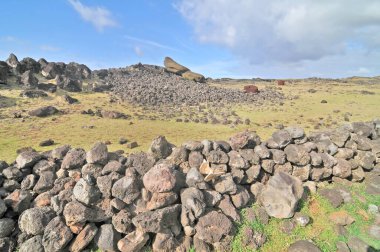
[20,90,48,98]
[288,240,321,252]
[28,106,59,117]
[319,188,344,208]
[259,172,303,218]
[39,139,54,147]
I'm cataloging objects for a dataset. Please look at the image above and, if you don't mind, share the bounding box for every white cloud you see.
[0,36,17,42]
[0,36,25,44]
[134,46,144,57]
[68,0,117,31]
[125,35,181,52]
[357,67,370,74]
[40,45,61,52]
[176,0,380,77]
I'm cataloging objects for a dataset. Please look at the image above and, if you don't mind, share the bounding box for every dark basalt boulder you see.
[20,57,41,73]
[56,75,82,92]
[37,83,57,93]
[28,106,59,117]
[21,70,39,87]
[20,90,48,98]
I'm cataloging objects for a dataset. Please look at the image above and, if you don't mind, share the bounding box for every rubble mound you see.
[109,64,284,107]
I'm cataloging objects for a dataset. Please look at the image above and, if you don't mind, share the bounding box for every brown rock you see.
[69,223,98,252]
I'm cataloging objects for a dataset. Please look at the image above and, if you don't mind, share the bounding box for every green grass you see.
[231,183,380,252]
[1,80,380,162]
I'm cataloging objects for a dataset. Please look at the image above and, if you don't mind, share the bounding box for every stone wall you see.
[0,119,379,251]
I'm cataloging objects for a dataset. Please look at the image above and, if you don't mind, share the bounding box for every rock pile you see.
[0,120,379,251]
[0,53,90,92]
[109,64,284,107]
[1,54,284,109]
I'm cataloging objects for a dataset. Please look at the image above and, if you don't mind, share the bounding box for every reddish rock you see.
[277,80,285,86]
[244,85,259,94]
[69,223,98,252]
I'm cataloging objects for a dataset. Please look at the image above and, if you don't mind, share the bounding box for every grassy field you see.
[232,182,380,252]
[1,79,380,251]
[1,79,380,162]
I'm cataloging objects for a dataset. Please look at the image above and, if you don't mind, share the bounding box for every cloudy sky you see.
[1,0,380,78]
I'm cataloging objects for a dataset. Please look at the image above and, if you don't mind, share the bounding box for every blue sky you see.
[1,0,380,78]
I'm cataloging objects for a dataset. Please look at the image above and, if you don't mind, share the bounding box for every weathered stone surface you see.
[228,150,249,169]
[284,144,310,166]
[34,171,56,194]
[19,236,44,252]
[182,70,205,83]
[117,229,149,252]
[68,223,98,252]
[271,149,286,164]
[112,174,141,204]
[355,151,375,171]
[152,233,179,252]
[112,210,133,234]
[181,187,206,219]
[61,148,86,169]
[20,90,48,98]
[217,195,241,222]
[319,188,344,208]
[94,224,120,252]
[333,159,352,179]
[245,164,261,183]
[132,204,181,234]
[147,191,178,210]
[231,185,251,209]
[288,240,321,252]
[203,190,222,207]
[272,130,292,148]
[347,237,372,252]
[21,70,38,87]
[0,200,6,218]
[19,207,56,235]
[188,151,204,169]
[214,174,237,194]
[164,57,189,75]
[86,142,108,165]
[73,178,102,205]
[42,217,73,252]
[241,226,266,251]
[143,163,178,193]
[195,211,233,244]
[149,135,173,159]
[81,163,103,179]
[102,160,124,175]
[97,172,122,198]
[207,150,229,164]
[0,219,15,238]
[261,159,275,174]
[260,172,304,218]
[229,131,261,150]
[63,201,89,226]
[28,106,59,117]
[51,145,71,160]
[4,189,32,213]
[16,151,42,169]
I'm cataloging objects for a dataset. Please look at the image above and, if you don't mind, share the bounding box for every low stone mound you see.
[28,106,59,117]
[0,120,379,251]
[19,90,48,98]
[110,64,284,107]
